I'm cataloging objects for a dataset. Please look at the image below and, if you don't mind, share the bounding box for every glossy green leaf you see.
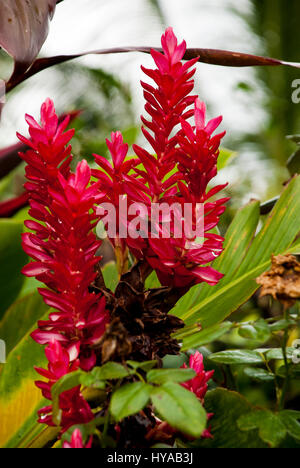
[0,219,27,318]
[147,368,196,385]
[209,350,264,365]
[92,362,131,380]
[110,382,151,422]
[238,410,287,447]
[265,347,295,361]
[244,367,275,382]
[151,382,207,438]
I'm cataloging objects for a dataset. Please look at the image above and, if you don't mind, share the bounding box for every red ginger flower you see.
[181,351,214,400]
[18,99,108,431]
[181,351,214,439]
[63,428,93,449]
[94,27,228,289]
[35,341,94,430]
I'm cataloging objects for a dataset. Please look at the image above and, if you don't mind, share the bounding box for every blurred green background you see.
[0,0,300,210]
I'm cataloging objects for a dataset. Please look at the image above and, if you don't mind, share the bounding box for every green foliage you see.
[151,382,207,439]
[110,382,152,422]
[0,220,27,318]
[146,368,196,384]
[174,177,300,344]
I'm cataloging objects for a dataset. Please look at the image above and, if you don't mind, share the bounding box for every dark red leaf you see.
[0,0,57,75]
[0,192,28,218]
[5,46,300,94]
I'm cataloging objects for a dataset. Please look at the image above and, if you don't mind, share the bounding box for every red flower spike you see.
[18,100,109,433]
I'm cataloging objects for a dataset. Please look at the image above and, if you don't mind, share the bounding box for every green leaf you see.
[0,292,48,356]
[147,368,196,385]
[181,322,232,351]
[209,350,264,365]
[269,319,295,332]
[279,411,300,441]
[197,389,267,448]
[238,320,271,342]
[101,262,118,292]
[151,382,207,438]
[145,271,161,289]
[217,148,237,170]
[0,309,50,448]
[244,367,275,382]
[0,219,27,318]
[110,382,151,421]
[174,178,300,334]
[265,347,295,361]
[238,410,287,447]
[92,362,131,380]
[51,371,84,426]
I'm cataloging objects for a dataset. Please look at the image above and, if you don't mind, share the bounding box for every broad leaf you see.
[238,320,271,342]
[0,311,49,448]
[0,0,57,75]
[209,350,264,365]
[92,362,131,381]
[110,382,151,422]
[101,262,119,293]
[151,382,207,438]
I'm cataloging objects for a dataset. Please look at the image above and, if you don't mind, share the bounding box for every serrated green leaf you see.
[110,382,151,421]
[238,410,287,447]
[197,389,266,448]
[151,382,207,438]
[147,368,195,385]
[209,350,264,365]
[279,411,300,441]
[92,362,131,380]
